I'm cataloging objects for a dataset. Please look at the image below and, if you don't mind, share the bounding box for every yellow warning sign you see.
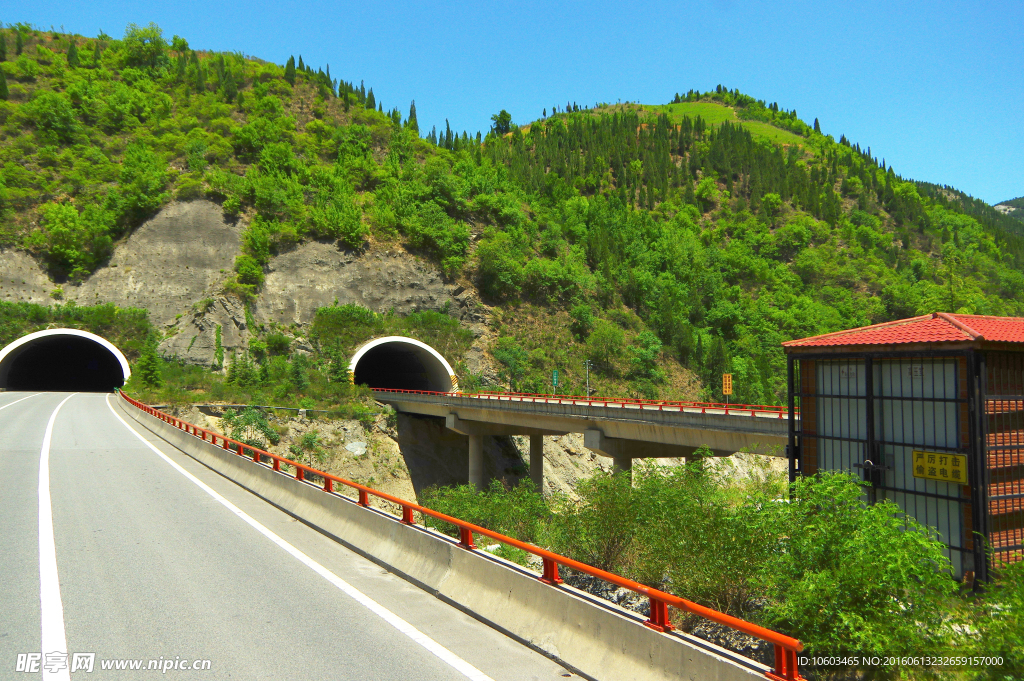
[912,450,968,485]
[722,374,733,396]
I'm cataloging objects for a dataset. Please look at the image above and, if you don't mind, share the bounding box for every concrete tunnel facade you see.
[350,336,458,393]
[0,329,131,392]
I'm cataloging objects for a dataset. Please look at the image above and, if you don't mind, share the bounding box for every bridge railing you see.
[119,391,803,681]
[372,387,796,418]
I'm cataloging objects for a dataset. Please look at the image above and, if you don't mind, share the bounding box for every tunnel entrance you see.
[0,329,131,392]
[351,336,457,393]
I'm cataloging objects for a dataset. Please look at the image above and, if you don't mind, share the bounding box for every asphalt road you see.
[0,391,575,680]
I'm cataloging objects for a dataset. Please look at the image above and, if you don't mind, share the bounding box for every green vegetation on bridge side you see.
[423,466,1024,680]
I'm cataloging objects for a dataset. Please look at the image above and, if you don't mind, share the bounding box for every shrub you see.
[264,332,291,355]
[233,254,264,287]
[586,320,624,367]
[569,304,595,340]
[27,91,78,143]
[475,232,523,299]
[761,473,959,666]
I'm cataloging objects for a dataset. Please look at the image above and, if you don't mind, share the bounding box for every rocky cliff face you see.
[0,200,490,369]
[70,200,242,326]
[0,248,54,305]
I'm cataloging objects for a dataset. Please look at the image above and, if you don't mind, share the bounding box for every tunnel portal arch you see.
[0,329,131,392]
[350,336,458,393]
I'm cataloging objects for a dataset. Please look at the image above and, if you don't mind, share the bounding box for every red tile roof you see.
[783,313,1024,348]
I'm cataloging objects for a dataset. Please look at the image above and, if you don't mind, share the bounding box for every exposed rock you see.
[159,295,250,367]
[70,201,241,327]
[255,242,485,327]
[0,248,55,305]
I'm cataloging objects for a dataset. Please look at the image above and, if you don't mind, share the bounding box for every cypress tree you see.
[93,41,101,65]
[297,55,305,71]
[16,30,23,56]
[365,88,375,109]
[135,339,163,388]
[67,41,80,67]
[0,33,6,61]
[176,54,186,80]
[342,92,350,112]
[378,102,383,113]
[222,70,237,102]
[407,100,419,133]
[195,60,206,93]
[0,70,7,101]
[284,56,295,85]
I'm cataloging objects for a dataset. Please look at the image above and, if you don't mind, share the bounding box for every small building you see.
[783,313,1023,580]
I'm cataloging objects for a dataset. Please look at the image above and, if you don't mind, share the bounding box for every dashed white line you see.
[105,395,495,681]
[39,393,76,681]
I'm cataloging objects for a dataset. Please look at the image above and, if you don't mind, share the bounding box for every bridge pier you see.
[468,434,486,491]
[612,455,632,475]
[530,434,544,491]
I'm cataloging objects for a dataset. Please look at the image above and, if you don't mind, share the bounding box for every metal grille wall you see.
[984,352,1024,566]
[790,353,975,578]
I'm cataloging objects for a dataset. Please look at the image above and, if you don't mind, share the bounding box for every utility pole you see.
[583,359,593,398]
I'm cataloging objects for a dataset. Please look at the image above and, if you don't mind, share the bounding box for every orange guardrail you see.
[119,391,803,681]
[371,387,795,418]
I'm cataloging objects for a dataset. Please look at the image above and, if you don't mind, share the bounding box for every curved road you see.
[0,391,574,680]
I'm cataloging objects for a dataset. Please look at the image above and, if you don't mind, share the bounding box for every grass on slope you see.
[654,102,810,148]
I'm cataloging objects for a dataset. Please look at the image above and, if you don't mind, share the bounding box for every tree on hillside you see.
[0,33,6,61]
[490,109,513,136]
[122,23,166,68]
[0,70,7,101]
[15,30,23,56]
[66,41,79,67]
[171,35,189,55]
[814,118,820,133]
[406,100,419,133]
[284,56,295,85]
[92,41,101,65]
[366,88,375,110]
[135,336,163,388]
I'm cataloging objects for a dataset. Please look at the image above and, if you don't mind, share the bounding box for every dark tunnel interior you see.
[353,344,448,392]
[4,336,125,392]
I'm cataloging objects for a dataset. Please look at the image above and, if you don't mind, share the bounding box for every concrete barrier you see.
[119,394,770,681]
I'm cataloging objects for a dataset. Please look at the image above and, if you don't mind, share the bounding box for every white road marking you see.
[39,393,76,681]
[105,395,496,681]
[0,392,42,412]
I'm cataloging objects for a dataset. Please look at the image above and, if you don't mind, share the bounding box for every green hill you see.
[1,22,1022,405]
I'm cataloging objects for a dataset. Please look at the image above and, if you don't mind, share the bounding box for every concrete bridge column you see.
[612,455,632,476]
[468,434,485,491]
[530,434,544,492]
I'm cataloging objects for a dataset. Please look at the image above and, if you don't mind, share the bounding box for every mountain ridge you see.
[1,21,1022,406]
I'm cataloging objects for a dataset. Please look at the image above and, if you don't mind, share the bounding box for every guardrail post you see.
[767,645,801,681]
[295,466,304,482]
[401,506,415,525]
[458,527,475,549]
[252,448,260,463]
[540,557,563,585]
[273,458,281,472]
[358,489,369,507]
[323,478,333,493]
[644,598,674,632]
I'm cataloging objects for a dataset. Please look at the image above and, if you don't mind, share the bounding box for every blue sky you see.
[5,0,1022,204]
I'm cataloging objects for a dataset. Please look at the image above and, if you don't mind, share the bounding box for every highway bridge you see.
[352,335,794,490]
